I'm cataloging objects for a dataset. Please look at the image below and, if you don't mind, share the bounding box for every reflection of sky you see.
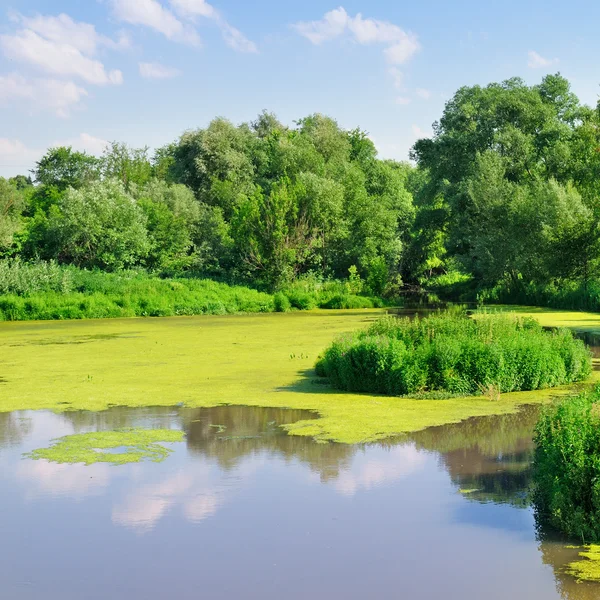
[0,410,586,600]
[2,411,434,533]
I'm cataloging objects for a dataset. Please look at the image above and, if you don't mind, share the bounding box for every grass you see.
[315,310,591,396]
[24,428,185,465]
[0,309,596,444]
[533,385,600,541]
[0,261,385,321]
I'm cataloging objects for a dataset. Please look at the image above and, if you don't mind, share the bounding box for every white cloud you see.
[0,138,41,172]
[111,0,200,45]
[416,88,431,100]
[169,0,257,53]
[293,7,349,45]
[170,0,217,18]
[15,12,130,55]
[412,124,432,139]
[0,29,123,86]
[56,133,109,155]
[294,7,419,65]
[139,62,181,79]
[0,74,88,117]
[528,50,559,69]
[219,22,258,53]
[389,66,403,90]
[0,132,108,177]
[395,96,411,105]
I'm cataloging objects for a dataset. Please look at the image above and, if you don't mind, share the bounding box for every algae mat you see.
[0,309,596,443]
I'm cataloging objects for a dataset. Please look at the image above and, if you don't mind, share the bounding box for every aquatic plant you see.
[533,386,600,541]
[24,428,185,465]
[565,546,600,582]
[315,311,591,396]
[1,309,590,444]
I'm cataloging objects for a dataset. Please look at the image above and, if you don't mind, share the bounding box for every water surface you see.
[1,404,597,600]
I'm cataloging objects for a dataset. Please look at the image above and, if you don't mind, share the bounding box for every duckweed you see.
[565,546,600,583]
[24,429,185,465]
[1,309,599,444]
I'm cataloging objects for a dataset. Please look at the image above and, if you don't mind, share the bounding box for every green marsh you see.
[1,308,599,444]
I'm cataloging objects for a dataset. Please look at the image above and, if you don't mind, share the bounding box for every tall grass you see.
[533,386,600,541]
[0,261,389,321]
[480,280,600,312]
[316,310,591,396]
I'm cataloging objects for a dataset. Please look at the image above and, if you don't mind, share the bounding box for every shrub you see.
[533,387,600,541]
[316,311,591,396]
[273,292,291,312]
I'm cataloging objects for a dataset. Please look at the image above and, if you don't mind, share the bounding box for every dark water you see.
[0,405,598,600]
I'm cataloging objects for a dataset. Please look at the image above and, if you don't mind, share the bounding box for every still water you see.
[1,404,597,599]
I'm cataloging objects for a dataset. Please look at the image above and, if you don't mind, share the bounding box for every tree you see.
[101,142,154,189]
[33,147,100,190]
[0,178,25,252]
[47,180,149,270]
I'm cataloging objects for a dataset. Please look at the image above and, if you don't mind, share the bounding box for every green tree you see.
[0,178,25,252]
[47,179,149,270]
[33,147,100,190]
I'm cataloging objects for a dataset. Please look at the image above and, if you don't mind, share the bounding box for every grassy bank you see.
[0,261,384,321]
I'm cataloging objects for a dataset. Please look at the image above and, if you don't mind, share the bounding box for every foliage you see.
[408,73,600,307]
[0,178,25,252]
[0,267,275,320]
[316,311,591,396]
[0,263,386,321]
[46,179,150,271]
[533,386,600,541]
[0,259,73,295]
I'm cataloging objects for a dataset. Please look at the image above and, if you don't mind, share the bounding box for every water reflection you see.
[410,406,539,507]
[1,404,599,599]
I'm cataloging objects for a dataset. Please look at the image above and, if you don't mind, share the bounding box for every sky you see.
[0,0,598,178]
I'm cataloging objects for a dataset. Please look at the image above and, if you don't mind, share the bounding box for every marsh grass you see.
[533,385,600,541]
[316,310,592,396]
[0,261,386,321]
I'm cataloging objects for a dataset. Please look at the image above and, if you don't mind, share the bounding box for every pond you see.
[1,310,599,599]
[0,404,597,600]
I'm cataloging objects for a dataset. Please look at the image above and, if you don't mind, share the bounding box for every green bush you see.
[316,311,591,396]
[273,292,291,312]
[0,261,393,321]
[533,386,600,541]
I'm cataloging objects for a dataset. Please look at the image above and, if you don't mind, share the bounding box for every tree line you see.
[2,73,600,304]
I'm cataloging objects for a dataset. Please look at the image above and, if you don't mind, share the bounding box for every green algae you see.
[565,546,600,583]
[1,309,599,445]
[24,428,185,465]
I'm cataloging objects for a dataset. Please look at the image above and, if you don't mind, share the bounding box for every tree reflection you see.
[0,412,32,448]
[410,406,540,506]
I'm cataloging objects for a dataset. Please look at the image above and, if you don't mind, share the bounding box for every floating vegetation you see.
[1,310,599,444]
[24,428,185,465]
[565,546,600,582]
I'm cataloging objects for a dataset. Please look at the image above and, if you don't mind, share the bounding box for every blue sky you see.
[0,0,598,177]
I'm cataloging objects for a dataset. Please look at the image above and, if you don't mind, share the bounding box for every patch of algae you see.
[25,429,184,465]
[565,546,600,583]
[1,309,598,444]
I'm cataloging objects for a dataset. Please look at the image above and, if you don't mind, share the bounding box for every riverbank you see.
[0,265,384,321]
[1,308,598,443]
